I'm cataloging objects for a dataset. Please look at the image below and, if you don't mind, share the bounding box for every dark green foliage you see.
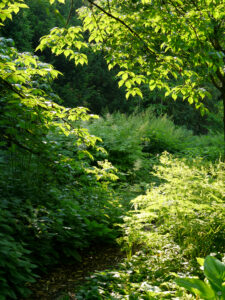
[0,208,36,299]
[182,133,224,161]
[1,2,225,299]
[0,35,122,298]
[52,51,129,114]
[86,110,193,173]
[141,85,222,135]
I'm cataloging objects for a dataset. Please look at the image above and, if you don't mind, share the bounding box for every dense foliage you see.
[0,4,122,298]
[75,153,225,299]
[0,1,225,299]
[38,0,225,129]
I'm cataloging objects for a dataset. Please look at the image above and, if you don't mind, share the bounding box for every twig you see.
[65,0,74,27]
[86,0,157,57]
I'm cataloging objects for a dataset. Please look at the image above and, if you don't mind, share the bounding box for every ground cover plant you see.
[176,256,225,299]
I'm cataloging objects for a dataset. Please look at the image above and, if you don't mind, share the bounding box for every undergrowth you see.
[74,153,225,299]
[86,109,193,174]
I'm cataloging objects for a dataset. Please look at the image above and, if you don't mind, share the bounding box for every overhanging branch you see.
[86,0,157,57]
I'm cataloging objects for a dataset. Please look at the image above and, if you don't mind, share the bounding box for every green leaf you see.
[175,278,216,299]
[204,256,225,290]
[172,93,177,101]
[197,257,205,267]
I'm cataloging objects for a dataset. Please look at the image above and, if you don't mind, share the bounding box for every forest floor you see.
[23,178,150,300]
[24,244,125,300]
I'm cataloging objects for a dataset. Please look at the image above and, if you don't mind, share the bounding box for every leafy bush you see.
[74,153,225,299]
[0,209,36,299]
[86,112,146,172]
[141,112,192,154]
[182,132,224,161]
[123,153,225,259]
[0,35,123,298]
[87,109,192,174]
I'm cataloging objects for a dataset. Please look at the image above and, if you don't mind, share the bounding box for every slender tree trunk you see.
[223,90,225,160]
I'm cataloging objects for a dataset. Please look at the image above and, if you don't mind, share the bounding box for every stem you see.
[65,0,74,27]
[222,90,225,159]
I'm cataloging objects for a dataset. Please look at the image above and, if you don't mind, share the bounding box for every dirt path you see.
[24,244,124,300]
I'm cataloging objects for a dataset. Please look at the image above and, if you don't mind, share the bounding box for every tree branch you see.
[4,134,41,156]
[210,75,223,92]
[86,0,157,57]
[65,0,74,27]
[0,77,26,99]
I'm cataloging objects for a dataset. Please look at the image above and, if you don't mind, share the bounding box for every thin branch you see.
[86,0,157,57]
[167,0,203,47]
[65,0,74,27]
[210,75,223,92]
[90,6,105,46]
[0,77,26,99]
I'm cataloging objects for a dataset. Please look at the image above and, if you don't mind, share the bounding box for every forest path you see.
[25,244,124,300]
[24,183,148,300]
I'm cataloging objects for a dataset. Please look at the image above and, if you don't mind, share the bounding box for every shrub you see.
[0,203,36,299]
[122,153,225,259]
[182,132,224,161]
[86,109,192,174]
[75,153,225,300]
[86,112,146,172]
[0,36,123,298]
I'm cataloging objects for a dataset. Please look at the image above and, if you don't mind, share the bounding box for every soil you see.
[23,244,125,300]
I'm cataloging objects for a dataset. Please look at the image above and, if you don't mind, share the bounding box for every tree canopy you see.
[37,0,225,133]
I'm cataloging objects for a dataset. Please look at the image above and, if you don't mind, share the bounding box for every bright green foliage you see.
[176,256,225,299]
[0,36,101,158]
[51,0,225,113]
[0,0,28,25]
[1,1,225,299]
[124,153,225,258]
[75,153,225,299]
[75,245,192,299]
[1,0,129,115]
[36,26,88,66]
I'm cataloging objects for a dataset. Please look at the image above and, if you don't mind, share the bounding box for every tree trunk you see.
[223,90,225,160]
